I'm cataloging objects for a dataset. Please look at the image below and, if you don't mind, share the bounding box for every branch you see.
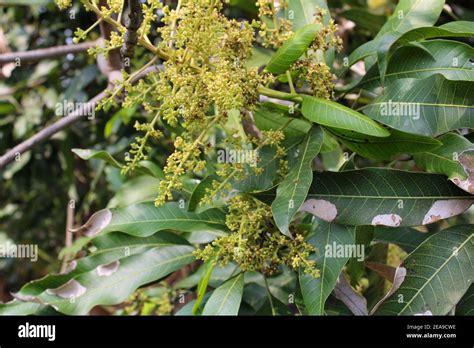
[121,0,143,67]
[0,41,99,64]
[0,65,161,170]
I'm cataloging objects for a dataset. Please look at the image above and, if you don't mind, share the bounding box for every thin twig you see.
[60,199,75,274]
[0,41,99,64]
[0,65,161,170]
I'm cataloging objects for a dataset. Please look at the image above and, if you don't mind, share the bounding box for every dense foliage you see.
[0,0,473,316]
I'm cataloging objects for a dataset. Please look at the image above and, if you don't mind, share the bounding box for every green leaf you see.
[272,126,323,235]
[347,0,444,69]
[373,227,435,253]
[414,133,474,194]
[360,40,474,90]
[0,301,55,315]
[72,202,228,238]
[202,273,245,315]
[72,148,123,169]
[361,75,474,136]
[301,96,390,137]
[456,284,474,315]
[300,220,356,315]
[72,148,163,178]
[193,258,216,315]
[327,127,442,160]
[288,0,330,30]
[33,245,195,315]
[374,225,474,315]
[378,21,474,82]
[15,232,189,298]
[256,168,474,227]
[266,23,322,74]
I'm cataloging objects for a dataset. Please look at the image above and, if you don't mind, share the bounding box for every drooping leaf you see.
[72,202,228,238]
[202,273,245,315]
[300,220,356,315]
[257,168,474,227]
[414,133,474,194]
[333,273,368,316]
[327,126,441,160]
[374,225,474,315]
[14,232,189,299]
[72,148,123,168]
[35,245,195,315]
[378,21,474,82]
[272,126,323,235]
[361,75,474,136]
[301,96,390,137]
[370,266,407,314]
[360,40,474,90]
[72,148,163,178]
[266,23,322,74]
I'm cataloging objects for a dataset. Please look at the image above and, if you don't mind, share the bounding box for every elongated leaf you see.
[202,273,244,315]
[333,273,368,315]
[288,0,330,30]
[15,232,189,298]
[327,126,441,160]
[193,258,216,315]
[370,266,407,314]
[257,168,474,226]
[361,40,474,90]
[300,221,356,315]
[266,23,322,74]
[414,133,474,194]
[0,301,55,315]
[72,148,163,178]
[373,227,435,253]
[72,148,123,168]
[361,74,474,136]
[456,284,474,315]
[378,21,474,82]
[301,96,390,137]
[374,225,474,315]
[30,245,194,315]
[347,0,444,68]
[72,202,227,238]
[272,126,323,235]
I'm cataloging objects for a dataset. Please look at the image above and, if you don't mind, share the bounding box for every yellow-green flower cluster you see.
[122,285,176,316]
[54,0,72,10]
[194,195,320,278]
[254,0,292,48]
